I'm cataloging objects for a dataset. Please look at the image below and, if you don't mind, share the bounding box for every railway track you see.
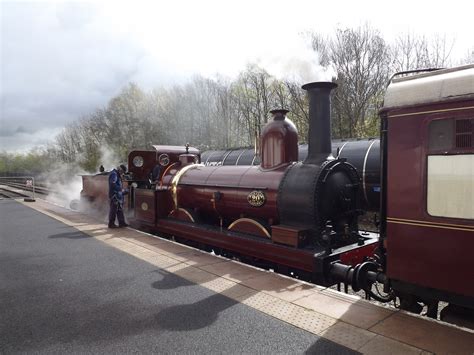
[0,185,32,199]
[0,180,52,196]
[0,186,28,199]
[0,178,52,202]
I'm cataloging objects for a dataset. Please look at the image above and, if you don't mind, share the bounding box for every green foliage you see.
[0,149,54,176]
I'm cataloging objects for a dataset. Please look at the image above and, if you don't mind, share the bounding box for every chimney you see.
[301,82,337,164]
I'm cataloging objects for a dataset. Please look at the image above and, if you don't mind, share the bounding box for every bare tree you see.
[231,65,275,146]
[55,122,81,163]
[309,33,331,67]
[284,81,309,142]
[391,33,454,72]
[49,25,469,170]
[459,47,474,65]
[328,25,391,137]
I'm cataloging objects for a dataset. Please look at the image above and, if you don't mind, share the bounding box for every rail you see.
[0,176,51,202]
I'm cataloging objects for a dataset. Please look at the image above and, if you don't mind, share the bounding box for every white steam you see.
[99,145,123,172]
[256,37,336,83]
[46,175,84,208]
[41,145,123,215]
[40,163,87,209]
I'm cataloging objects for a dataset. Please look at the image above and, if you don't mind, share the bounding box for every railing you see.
[0,176,37,202]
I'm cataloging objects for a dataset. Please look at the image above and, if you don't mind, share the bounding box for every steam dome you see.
[260,109,298,169]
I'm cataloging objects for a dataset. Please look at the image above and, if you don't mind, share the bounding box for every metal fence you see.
[0,176,36,202]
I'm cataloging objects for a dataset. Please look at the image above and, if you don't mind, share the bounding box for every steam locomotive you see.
[81,65,474,325]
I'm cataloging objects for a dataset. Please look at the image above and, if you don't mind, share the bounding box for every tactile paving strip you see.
[260,298,338,334]
[139,252,180,268]
[320,321,376,350]
[201,277,237,293]
[240,291,280,310]
[165,262,190,273]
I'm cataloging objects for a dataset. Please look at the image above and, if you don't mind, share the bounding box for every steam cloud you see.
[256,38,336,83]
[41,145,124,224]
[99,146,124,172]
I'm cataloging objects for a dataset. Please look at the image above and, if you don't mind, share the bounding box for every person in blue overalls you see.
[108,164,129,228]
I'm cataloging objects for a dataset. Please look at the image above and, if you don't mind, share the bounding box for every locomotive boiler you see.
[201,139,381,213]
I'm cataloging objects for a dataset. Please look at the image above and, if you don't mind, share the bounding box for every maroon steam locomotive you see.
[81,65,474,325]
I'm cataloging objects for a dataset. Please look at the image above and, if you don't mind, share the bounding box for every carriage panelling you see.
[386,98,474,298]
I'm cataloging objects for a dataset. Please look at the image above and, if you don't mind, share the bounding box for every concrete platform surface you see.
[1,198,473,354]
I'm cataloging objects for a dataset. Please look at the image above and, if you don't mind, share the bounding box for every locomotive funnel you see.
[302,82,337,164]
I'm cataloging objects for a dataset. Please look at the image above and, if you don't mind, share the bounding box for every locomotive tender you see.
[81,65,474,324]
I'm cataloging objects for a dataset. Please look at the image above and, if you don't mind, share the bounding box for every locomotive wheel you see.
[399,294,423,314]
[211,247,223,256]
[426,301,439,319]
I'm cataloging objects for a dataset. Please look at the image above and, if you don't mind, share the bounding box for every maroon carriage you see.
[379,65,474,319]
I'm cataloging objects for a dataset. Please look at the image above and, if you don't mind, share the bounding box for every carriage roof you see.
[383,64,474,109]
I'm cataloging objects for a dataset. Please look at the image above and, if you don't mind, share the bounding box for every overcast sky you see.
[1,0,473,153]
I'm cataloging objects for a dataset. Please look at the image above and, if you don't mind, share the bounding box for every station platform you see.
[1,198,473,354]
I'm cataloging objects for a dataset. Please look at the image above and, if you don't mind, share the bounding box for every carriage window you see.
[429,118,473,151]
[428,119,453,150]
[427,154,474,220]
[455,119,473,149]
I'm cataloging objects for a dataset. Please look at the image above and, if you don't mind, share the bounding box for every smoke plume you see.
[256,37,336,83]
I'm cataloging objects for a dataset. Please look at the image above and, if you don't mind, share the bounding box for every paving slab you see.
[370,312,474,354]
[294,290,394,329]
